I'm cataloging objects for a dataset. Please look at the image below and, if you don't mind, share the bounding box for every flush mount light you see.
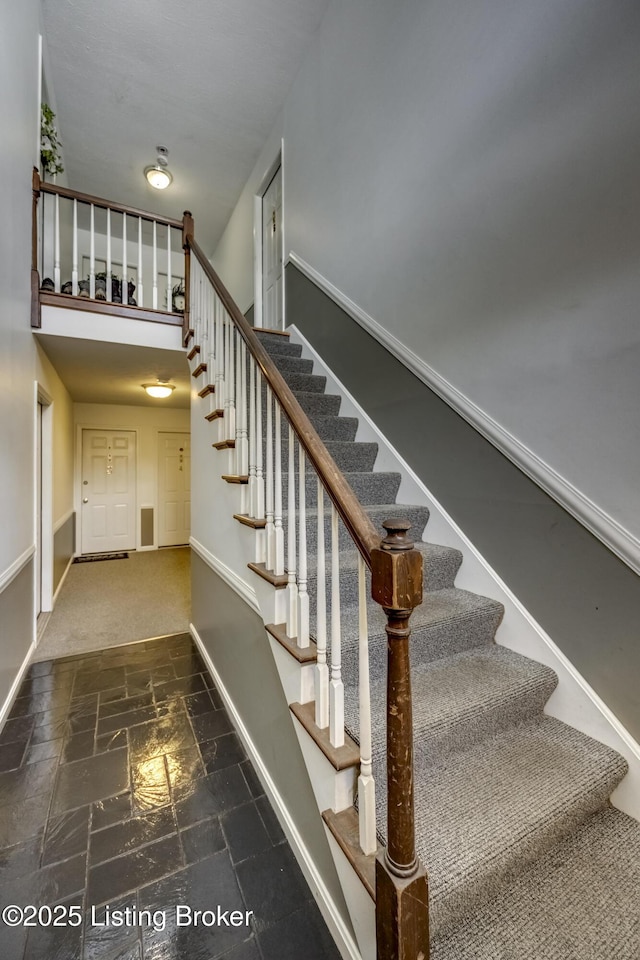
[144,145,173,189]
[143,382,175,399]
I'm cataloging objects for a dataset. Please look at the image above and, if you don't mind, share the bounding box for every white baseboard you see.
[190,623,362,960]
[0,639,36,728]
[287,252,640,577]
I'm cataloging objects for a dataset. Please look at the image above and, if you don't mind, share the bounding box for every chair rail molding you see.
[286,252,640,578]
[190,537,260,615]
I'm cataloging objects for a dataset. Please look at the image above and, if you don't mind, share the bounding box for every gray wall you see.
[53,512,75,594]
[288,264,640,743]
[213,0,640,565]
[0,563,34,705]
[191,552,352,930]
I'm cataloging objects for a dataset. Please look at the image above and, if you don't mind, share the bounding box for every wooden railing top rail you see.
[187,234,381,565]
[36,175,183,229]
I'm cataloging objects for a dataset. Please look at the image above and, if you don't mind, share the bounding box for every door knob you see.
[83,498,89,503]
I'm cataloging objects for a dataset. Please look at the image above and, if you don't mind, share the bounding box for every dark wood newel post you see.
[31,167,41,328]
[371,519,429,960]
[181,210,194,345]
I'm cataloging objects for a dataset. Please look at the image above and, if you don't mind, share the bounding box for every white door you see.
[158,432,191,547]
[262,165,282,330]
[81,430,136,554]
[36,402,43,615]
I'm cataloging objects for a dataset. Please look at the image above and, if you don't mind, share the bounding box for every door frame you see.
[253,144,284,330]
[75,423,140,555]
[34,382,54,621]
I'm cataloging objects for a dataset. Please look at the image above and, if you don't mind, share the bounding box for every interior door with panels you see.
[158,432,191,547]
[81,429,136,554]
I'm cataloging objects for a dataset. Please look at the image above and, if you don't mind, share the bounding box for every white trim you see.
[287,252,640,577]
[0,546,36,594]
[290,323,640,821]
[190,537,260,615]
[254,146,284,330]
[0,639,37,729]
[76,424,139,555]
[53,507,74,535]
[190,622,362,960]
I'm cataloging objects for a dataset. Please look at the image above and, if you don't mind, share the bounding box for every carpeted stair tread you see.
[271,354,314,375]
[275,371,327,393]
[344,645,558,766]
[309,416,359,442]
[377,715,628,936]
[281,470,402,506]
[430,805,640,959]
[286,502,431,554]
[282,439,378,473]
[289,390,342,417]
[253,331,296,350]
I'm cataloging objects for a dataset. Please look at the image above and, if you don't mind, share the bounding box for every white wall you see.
[212,0,640,560]
[74,402,190,550]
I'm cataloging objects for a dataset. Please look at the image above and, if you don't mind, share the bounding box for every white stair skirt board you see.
[287,252,640,579]
[288,323,640,822]
[324,830,376,960]
[190,623,363,960]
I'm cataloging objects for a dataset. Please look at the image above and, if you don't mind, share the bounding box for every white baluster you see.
[239,341,249,510]
[122,212,127,304]
[152,220,158,309]
[274,403,285,576]
[315,479,329,728]
[167,223,172,310]
[215,299,225,419]
[226,327,236,471]
[357,554,376,854]
[248,358,256,515]
[297,447,309,647]
[53,191,60,292]
[221,312,231,445]
[265,385,275,569]
[255,367,264,520]
[137,217,144,307]
[329,504,344,747]
[71,198,78,295]
[106,208,112,301]
[89,203,95,299]
[286,424,298,638]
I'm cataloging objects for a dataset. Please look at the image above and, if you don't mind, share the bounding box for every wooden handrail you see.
[187,234,380,566]
[38,179,183,229]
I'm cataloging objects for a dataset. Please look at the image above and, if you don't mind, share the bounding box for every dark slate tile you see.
[100,685,130,704]
[131,756,171,813]
[87,835,182,906]
[200,733,246,775]
[149,663,177,684]
[0,792,50,847]
[23,737,63,766]
[97,705,157,736]
[221,802,273,865]
[190,709,233,744]
[96,728,128,754]
[152,674,206,702]
[0,739,27,771]
[90,806,176,866]
[125,675,155,698]
[83,896,141,960]
[180,818,226,866]
[140,851,250,960]
[174,766,251,829]
[208,686,224,709]
[171,653,206,679]
[256,900,341,960]
[30,717,69,745]
[42,806,91,866]
[62,729,96,764]
[183,690,216,717]
[154,698,187,721]
[92,793,132,832]
[164,747,205,793]
[35,851,87,904]
[219,938,262,960]
[0,832,44,882]
[239,760,265,799]
[168,636,194,659]
[128,715,196,762]
[0,756,58,804]
[24,895,84,960]
[67,709,98,736]
[52,748,129,814]
[73,666,126,697]
[235,844,309,929]
[0,715,36,746]
[32,705,71,730]
[256,795,286,846]
[99,692,154,719]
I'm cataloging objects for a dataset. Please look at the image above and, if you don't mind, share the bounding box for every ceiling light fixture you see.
[144,145,173,190]
[142,382,175,399]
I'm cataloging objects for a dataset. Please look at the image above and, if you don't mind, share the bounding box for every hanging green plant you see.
[41,103,64,177]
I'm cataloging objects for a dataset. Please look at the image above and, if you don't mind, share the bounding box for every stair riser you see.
[269,440,378,474]
[280,471,401,508]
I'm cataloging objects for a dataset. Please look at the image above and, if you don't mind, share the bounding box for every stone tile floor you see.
[0,633,342,959]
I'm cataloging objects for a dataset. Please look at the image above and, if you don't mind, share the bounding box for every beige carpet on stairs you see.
[35,547,191,661]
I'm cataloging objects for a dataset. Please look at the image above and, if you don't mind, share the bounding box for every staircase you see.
[185,242,640,959]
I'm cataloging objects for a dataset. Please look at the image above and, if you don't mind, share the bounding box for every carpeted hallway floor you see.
[36,548,190,661]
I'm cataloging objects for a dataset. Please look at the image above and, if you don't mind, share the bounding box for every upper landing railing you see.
[31,169,191,337]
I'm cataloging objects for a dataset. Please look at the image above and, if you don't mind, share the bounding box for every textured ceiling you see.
[42,0,329,255]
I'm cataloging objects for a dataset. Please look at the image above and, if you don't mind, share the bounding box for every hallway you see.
[0,634,342,959]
